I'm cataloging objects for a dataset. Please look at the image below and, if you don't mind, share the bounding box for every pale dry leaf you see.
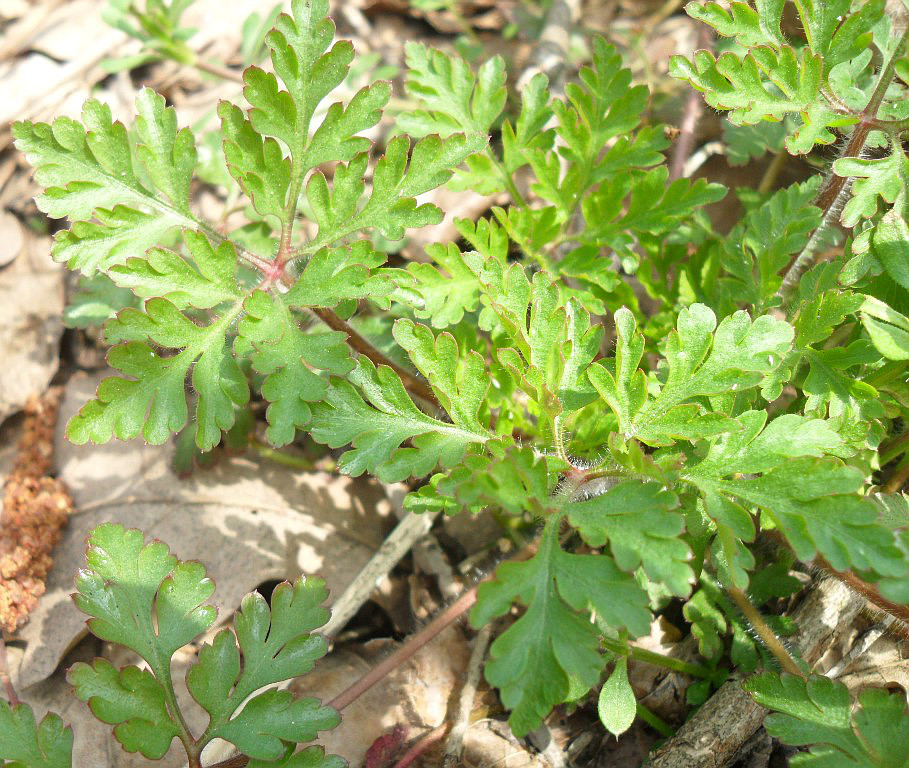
[0,231,63,425]
[13,371,394,688]
[0,210,24,268]
[293,626,469,765]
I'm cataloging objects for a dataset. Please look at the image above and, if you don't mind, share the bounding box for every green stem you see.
[488,147,528,207]
[250,440,331,471]
[600,636,718,680]
[636,702,675,738]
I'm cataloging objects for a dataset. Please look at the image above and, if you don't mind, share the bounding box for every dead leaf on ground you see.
[0,228,63,426]
[13,371,394,689]
[293,626,469,766]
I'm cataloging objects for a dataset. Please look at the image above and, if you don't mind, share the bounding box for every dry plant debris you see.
[0,390,72,633]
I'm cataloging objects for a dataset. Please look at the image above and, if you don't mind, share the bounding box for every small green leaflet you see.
[598,658,637,738]
[470,514,651,738]
[310,353,493,482]
[567,481,693,597]
[69,661,181,759]
[673,0,884,154]
[69,523,340,762]
[745,673,909,767]
[238,291,352,446]
[12,90,199,274]
[685,410,904,581]
[67,230,249,452]
[70,523,216,758]
[0,702,73,768]
[589,304,793,446]
[187,578,338,761]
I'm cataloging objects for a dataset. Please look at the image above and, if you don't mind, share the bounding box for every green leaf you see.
[68,660,180,760]
[108,228,241,309]
[669,46,852,154]
[685,0,785,48]
[67,286,249,451]
[399,42,506,136]
[285,241,394,309]
[861,295,909,360]
[579,167,726,257]
[63,274,138,328]
[872,192,909,292]
[73,523,217,666]
[0,702,72,768]
[745,673,909,767]
[187,577,338,761]
[719,179,822,309]
[238,291,352,446]
[598,658,637,737]
[470,515,651,738]
[835,147,909,227]
[466,254,603,416]
[392,319,489,434]
[566,482,692,597]
[589,304,793,446]
[688,443,903,578]
[397,243,482,327]
[13,92,200,275]
[310,356,492,482]
[304,132,487,250]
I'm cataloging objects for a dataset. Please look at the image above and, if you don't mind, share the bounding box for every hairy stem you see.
[728,587,803,677]
[311,307,440,407]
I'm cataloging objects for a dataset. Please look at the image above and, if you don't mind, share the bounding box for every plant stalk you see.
[727,587,803,677]
[311,307,440,407]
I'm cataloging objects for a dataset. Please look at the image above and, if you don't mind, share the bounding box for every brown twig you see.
[669,26,712,182]
[392,724,449,768]
[311,308,440,408]
[328,587,479,711]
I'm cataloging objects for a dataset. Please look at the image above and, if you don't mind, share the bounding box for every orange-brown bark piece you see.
[0,390,72,633]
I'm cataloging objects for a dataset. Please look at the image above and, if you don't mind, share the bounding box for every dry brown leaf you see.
[13,371,394,688]
[295,626,470,765]
[0,231,63,426]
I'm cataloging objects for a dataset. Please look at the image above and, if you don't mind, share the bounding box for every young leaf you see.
[589,304,793,446]
[470,515,651,738]
[68,661,181,759]
[73,524,217,667]
[745,673,909,767]
[13,92,199,274]
[598,658,637,738]
[310,357,493,482]
[0,702,72,768]
[67,286,249,452]
[187,578,338,761]
[399,42,506,136]
[237,291,352,446]
[566,481,692,597]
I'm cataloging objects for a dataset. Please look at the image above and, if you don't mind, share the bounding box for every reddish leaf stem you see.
[311,308,440,408]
